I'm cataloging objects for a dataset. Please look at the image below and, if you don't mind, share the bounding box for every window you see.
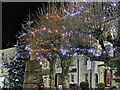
[106,77,110,85]
[84,60,87,65]
[70,68,77,73]
[71,74,74,82]
[106,70,110,86]
[95,73,98,84]
[85,74,88,81]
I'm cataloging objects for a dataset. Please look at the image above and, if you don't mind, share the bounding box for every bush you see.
[69,84,78,90]
[109,86,118,90]
[80,82,89,90]
[96,83,105,90]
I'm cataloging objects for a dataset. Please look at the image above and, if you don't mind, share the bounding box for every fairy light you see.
[28,47,58,53]
[103,17,106,20]
[62,33,65,36]
[43,27,46,30]
[31,31,35,37]
[48,30,52,33]
[45,12,61,20]
[111,2,118,7]
[55,30,58,33]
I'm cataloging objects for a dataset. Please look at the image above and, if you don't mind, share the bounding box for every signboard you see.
[87,60,91,70]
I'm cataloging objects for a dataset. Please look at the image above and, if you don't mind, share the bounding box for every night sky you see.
[2,2,47,49]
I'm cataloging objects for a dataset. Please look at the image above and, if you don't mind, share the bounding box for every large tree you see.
[63,2,119,48]
[4,35,30,89]
[23,3,75,89]
[23,3,66,89]
[23,2,119,89]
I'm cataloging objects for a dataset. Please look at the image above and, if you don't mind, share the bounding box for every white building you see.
[69,54,99,88]
[55,54,93,88]
[55,54,114,89]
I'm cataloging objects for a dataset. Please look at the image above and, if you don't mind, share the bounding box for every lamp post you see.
[88,48,94,90]
[77,58,80,90]
[87,58,92,90]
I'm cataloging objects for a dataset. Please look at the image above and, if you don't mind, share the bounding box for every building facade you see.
[55,54,114,89]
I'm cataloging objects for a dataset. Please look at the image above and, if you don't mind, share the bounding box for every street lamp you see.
[87,48,96,90]
[77,58,80,90]
[87,57,92,90]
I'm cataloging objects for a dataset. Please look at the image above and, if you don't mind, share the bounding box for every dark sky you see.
[2,2,47,49]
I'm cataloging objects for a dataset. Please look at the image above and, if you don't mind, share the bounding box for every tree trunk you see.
[23,60,42,90]
[59,58,70,90]
[30,52,37,60]
[61,74,69,90]
[60,64,70,90]
[49,61,55,90]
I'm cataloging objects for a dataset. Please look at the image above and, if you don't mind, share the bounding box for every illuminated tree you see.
[23,2,119,89]
[63,2,119,58]
[4,35,30,89]
[23,3,76,89]
[22,3,67,89]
